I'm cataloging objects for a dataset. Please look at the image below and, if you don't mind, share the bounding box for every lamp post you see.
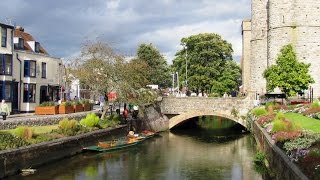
[184,46,188,87]
[172,73,175,95]
[176,72,179,93]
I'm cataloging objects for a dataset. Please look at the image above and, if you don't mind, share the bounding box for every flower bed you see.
[253,103,320,179]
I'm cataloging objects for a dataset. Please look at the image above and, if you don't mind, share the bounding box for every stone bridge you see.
[160,97,255,129]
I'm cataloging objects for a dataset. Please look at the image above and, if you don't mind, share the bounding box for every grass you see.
[285,113,320,133]
[0,125,59,135]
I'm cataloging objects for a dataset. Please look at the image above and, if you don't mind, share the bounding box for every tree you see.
[137,43,171,88]
[72,40,150,118]
[211,61,241,95]
[172,33,239,95]
[263,44,314,97]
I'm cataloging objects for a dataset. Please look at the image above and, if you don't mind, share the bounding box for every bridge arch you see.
[169,110,247,129]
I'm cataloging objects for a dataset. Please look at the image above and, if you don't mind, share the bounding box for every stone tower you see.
[241,20,251,93]
[246,0,320,97]
[267,0,320,97]
[250,0,268,95]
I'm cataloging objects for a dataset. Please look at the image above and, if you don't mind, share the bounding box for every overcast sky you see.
[0,0,251,64]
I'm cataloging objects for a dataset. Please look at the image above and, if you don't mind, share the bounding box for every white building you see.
[0,24,64,113]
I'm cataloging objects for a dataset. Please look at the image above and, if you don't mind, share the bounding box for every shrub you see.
[59,118,69,130]
[80,113,100,128]
[272,112,301,133]
[61,101,71,106]
[284,136,317,153]
[71,100,81,105]
[272,131,302,142]
[39,101,56,107]
[311,100,320,109]
[57,118,81,136]
[257,114,275,127]
[0,132,30,150]
[252,107,268,117]
[13,126,34,140]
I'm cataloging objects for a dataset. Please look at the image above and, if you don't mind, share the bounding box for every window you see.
[35,42,40,53]
[24,60,36,77]
[19,38,24,49]
[0,81,12,102]
[1,27,7,47]
[41,62,46,78]
[0,54,12,75]
[23,83,36,103]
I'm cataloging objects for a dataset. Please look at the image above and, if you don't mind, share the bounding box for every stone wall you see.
[241,20,251,93]
[138,103,169,132]
[248,0,320,97]
[0,111,100,130]
[250,0,268,94]
[252,121,308,180]
[267,0,320,97]
[0,125,127,178]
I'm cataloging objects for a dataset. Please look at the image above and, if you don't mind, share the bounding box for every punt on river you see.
[83,130,157,152]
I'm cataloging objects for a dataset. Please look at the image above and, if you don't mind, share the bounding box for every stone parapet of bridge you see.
[160,97,255,129]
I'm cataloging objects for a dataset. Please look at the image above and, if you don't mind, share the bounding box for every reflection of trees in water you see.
[10,132,261,180]
[171,116,247,143]
[198,116,237,129]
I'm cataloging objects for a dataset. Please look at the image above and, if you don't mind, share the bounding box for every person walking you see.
[99,95,105,112]
[0,100,10,120]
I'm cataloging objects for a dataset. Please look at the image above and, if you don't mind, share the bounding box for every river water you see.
[8,118,263,180]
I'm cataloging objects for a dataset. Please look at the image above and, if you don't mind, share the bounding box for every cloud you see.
[0,0,250,64]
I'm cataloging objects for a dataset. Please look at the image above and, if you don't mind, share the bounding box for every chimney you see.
[15,26,24,32]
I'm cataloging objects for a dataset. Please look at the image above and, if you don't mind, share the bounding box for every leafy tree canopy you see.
[137,43,171,88]
[172,33,240,95]
[263,44,314,97]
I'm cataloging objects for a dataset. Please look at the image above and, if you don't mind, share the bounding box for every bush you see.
[61,101,71,106]
[257,114,275,127]
[284,136,317,153]
[13,126,33,140]
[0,132,30,150]
[59,118,69,130]
[57,118,81,136]
[311,101,320,109]
[80,113,100,128]
[252,107,268,117]
[39,101,56,107]
[272,112,301,133]
[272,131,302,142]
[71,100,81,105]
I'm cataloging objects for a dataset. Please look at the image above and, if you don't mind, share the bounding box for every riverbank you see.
[0,125,127,178]
[252,121,308,180]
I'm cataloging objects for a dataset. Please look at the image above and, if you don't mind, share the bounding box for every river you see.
[8,118,263,180]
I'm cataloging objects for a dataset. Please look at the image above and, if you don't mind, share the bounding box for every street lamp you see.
[184,45,188,87]
[176,72,179,93]
[172,73,175,95]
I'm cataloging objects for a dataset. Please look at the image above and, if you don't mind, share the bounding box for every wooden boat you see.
[83,131,157,152]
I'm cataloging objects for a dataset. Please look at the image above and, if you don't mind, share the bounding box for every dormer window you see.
[35,42,40,53]
[18,38,24,49]
[14,38,24,50]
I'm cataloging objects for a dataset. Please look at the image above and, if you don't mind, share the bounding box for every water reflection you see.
[8,117,262,180]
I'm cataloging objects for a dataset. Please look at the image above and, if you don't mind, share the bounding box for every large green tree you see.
[263,44,314,97]
[172,33,240,95]
[137,43,171,88]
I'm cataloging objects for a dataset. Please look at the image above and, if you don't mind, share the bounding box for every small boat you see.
[83,131,157,152]
[83,139,141,152]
